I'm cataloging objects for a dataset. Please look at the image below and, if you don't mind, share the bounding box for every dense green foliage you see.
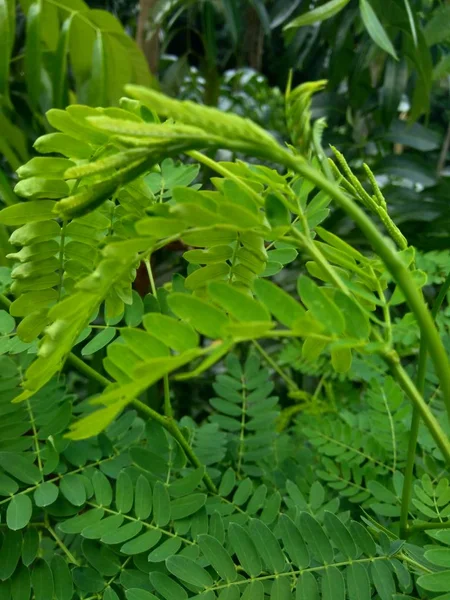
[0,1,450,600]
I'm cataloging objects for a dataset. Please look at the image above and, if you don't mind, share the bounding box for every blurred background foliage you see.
[0,0,449,253]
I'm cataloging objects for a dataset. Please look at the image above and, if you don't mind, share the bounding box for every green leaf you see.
[34,133,92,159]
[81,515,122,539]
[425,548,450,567]
[59,509,104,535]
[170,493,206,520]
[324,512,357,559]
[198,534,237,582]
[101,521,143,545]
[82,327,116,356]
[125,291,144,327]
[169,467,204,498]
[105,588,121,600]
[52,15,72,108]
[402,0,417,47]
[150,572,188,600]
[0,309,15,334]
[253,278,305,327]
[185,264,230,290]
[298,512,333,564]
[265,193,290,229]
[321,566,345,600]
[295,572,319,600]
[25,1,42,110]
[60,474,86,506]
[93,470,113,507]
[115,470,134,514]
[51,556,73,600]
[417,570,450,592]
[72,567,104,593]
[120,530,161,555]
[284,0,350,29]
[0,530,22,580]
[249,518,285,574]
[359,0,397,59]
[14,177,69,200]
[126,590,158,600]
[22,529,39,567]
[143,313,198,352]
[297,276,345,335]
[11,564,31,600]
[278,514,310,569]
[131,447,168,479]
[31,559,54,600]
[349,521,376,556]
[242,581,264,600]
[0,452,41,484]
[370,561,396,600]
[134,474,152,520]
[424,4,450,46]
[209,281,270,323]
[270,577,292,599]
[0,0,14,99]
[228,523,262,577]
[88,31,107,106]
[34,482,59,507]
[166,555,213,590]
[168,293,228,339]
[148,538,182,563]
[346,563,370,600]
[153,481,171,527]
[331,346,352,373]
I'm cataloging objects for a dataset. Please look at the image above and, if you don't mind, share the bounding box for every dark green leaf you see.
[51,556,73,600]
[0,530,22,580]
[166,555,213,590]
[11,564,30,600]
[346,564,370,600]
[31,559,54,600]
[7,495,33,530]
[359,0,397,59]
[198,534,237,582]
[371,561,396,600]
[34,482,59,507]
[134,475,152,520]
[284,0,350,29]
[249,518,285,574]
[298,512,333,564]
[60,474,86,506]
[228,523,262,577]
[278,514,310,569]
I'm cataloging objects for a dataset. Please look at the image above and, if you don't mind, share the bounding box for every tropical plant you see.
[0,74,450,598]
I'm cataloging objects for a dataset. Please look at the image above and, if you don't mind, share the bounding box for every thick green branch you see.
[400,271,450,537]
[280,154,450,421]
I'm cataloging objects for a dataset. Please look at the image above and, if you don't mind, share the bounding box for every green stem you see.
[408,520,450,533]
[399,271,450,538]
[384,355,450,465]
[46,520,80,565]
[188,150,263,206]
[67,353,111,387]
[68,349,215,492]
[290,227,348,294]
[252,340,298,391]
[144,257,173,418]
[57,220,67,301]
[282,154,450,421]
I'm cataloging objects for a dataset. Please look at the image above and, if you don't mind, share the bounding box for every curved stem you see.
[252,340,298,392]
[281,154,450,421]
[399,271,450,537]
